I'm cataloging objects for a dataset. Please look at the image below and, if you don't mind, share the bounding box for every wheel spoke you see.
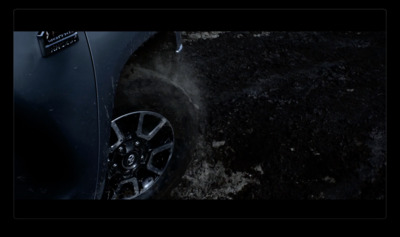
[111,177,139,200]
[136,112,145,138]
[147,142,174,175]
[110,120,125,153]
[136,113,167,141]
[149,118,167,139]
[152,142,174,155]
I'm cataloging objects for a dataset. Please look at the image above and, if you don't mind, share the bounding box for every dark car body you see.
[13,31,178,199]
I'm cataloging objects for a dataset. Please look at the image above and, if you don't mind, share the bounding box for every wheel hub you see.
[118,138,147,170]
[122,153,138,170]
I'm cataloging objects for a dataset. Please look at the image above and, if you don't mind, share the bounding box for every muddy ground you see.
[167,31,386,200]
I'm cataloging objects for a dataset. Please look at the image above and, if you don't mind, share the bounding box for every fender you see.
[85,31,160,199]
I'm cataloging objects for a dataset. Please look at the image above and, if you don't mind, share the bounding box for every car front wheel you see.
[102,67,199,200]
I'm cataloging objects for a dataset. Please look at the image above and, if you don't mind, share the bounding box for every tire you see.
[102,50,200,200]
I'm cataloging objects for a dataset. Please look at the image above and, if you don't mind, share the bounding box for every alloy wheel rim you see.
[105,111,174,200]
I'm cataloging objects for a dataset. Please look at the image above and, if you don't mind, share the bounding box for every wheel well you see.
[120,31,178,78]
[114,31,203,121]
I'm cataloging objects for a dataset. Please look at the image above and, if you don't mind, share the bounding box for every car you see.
[14,31,200,200]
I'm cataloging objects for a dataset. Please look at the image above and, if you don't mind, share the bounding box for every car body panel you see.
[14,31,158,199]
[14,31,98,199]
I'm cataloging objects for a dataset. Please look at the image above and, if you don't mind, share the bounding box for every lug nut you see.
[112,163,118,168]
[135,141,140,146]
